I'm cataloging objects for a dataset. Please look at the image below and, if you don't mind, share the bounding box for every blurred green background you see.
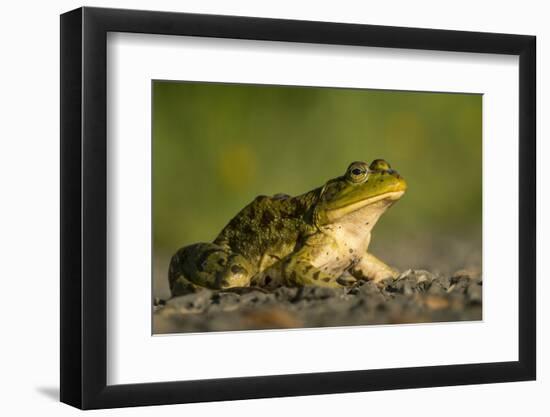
[153,81,481,295]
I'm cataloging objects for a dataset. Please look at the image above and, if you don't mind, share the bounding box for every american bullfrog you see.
[169,159,406,296]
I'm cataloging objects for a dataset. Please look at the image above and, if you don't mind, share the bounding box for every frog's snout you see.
[396,173,407,191]
[393,171,405,182]
[386,169,407,191]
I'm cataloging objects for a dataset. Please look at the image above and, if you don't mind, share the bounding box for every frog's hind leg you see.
[169,243,254,296]
[168,272,201,296]
[256,252,343,289]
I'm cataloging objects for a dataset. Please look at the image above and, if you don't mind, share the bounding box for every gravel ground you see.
[153,268,482,334]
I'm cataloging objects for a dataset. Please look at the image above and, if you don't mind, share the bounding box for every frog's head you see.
[314,159,407,227]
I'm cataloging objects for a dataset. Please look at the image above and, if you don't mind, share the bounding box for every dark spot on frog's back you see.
[243,224,254,235]
[313,271,320,280]
[196,248,224,271]
[261,210,275,226]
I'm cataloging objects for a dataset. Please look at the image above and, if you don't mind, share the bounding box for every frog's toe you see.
[336,273,357,287]
[217,260,253,289]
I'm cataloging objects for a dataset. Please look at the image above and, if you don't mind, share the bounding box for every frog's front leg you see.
[349,252,399,284]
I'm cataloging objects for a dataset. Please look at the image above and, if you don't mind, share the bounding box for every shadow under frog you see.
[169,159,407,296]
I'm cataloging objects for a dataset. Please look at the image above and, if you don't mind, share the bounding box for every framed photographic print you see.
[60,6,536,409]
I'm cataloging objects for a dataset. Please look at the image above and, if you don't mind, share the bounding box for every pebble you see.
[466,281,482,304]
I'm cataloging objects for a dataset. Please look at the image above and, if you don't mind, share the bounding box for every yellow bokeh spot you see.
[218,144,258,191]
[384,112,426,150]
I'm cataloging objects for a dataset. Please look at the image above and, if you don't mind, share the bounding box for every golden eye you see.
[347,165,369,183]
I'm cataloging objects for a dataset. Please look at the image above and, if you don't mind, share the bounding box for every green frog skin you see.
[169,159,406,296]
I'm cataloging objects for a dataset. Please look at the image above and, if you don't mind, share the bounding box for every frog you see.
[168,159,406,296]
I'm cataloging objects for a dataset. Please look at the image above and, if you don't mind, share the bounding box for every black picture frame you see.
[60,6,536,410]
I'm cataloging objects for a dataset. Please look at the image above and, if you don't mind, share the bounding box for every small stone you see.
[240,290,271,305]
[356,280,380,296]
[424,295,450,310]
[301,286,337,300]
[449,276,471,293]
[402,281,413,296]
[466,281,482,304]
[167,290,213,313]
[414,269,437,284]
[212,291,240,309]
[275,286,300,301]
[427,279,447,295]
[153,297,166,307]
[397,269,414,280]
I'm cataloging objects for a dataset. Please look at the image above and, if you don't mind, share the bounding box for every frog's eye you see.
[347,166,369,183]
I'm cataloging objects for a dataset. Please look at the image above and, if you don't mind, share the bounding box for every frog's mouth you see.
[325,190,405,220]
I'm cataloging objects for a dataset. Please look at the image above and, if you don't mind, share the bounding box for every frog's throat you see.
[324,190,404,221]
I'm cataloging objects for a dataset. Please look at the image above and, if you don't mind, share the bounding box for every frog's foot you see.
[349,252,399,285]
[169,243,254,296]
